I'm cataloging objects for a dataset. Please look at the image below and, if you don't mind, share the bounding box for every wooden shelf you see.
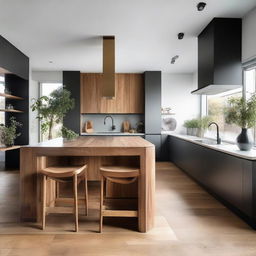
[0,109,23,113]
[0,93,23,100]
[0,145,21,151]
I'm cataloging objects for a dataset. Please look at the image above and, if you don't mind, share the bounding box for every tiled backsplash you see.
[81,114,144,133]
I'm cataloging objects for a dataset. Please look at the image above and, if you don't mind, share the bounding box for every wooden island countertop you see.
[20,136,155,232]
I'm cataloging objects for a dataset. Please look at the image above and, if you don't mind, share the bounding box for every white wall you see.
[32,71,62,83]
[162,73,200,134]
[242,7,256,63]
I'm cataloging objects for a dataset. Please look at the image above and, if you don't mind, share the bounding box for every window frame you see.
[38,82,63,142]
[201,89,243,144]
[243,63,256,145]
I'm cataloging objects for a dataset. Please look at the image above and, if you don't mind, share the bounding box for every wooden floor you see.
[1,162,256,255]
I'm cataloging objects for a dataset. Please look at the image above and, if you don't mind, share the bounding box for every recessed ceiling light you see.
[171,55,179,64]
[178,33,184,40]
[197,2,206,11]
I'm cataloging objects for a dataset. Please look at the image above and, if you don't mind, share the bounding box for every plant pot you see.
[187,128,198,136]
[186,128,192,136]
[196,128,205,138]
[192,128,198,136]
[237,128,253,151]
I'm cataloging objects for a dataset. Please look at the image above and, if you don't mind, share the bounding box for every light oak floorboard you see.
[0,162,256,255]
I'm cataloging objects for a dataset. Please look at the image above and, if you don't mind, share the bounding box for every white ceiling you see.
[0,0,256,73]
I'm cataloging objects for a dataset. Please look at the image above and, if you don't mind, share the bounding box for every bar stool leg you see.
[84,170,88,216]
[73,174,78,232]
[56,180,59,198]
[41,175,46,230]
[99,176,104,233]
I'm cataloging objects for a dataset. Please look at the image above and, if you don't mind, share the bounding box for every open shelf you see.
[0,93,23,100]
[0,145,21,151]
[0,109,23,113]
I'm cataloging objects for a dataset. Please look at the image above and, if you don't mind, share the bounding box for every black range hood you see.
[192,18,242,95]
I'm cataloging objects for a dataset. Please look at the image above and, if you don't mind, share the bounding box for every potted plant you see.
[197,116,212,138]
[61,126,79,141]
[225,94,256,151]
[184,119,199,136]
[0,117,22,147]
[31,87,75,140]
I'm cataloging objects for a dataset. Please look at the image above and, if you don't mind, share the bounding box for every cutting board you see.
[123,121,130,133]
[85,121,94,133]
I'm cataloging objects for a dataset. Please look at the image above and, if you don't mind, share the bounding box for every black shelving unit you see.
[0,35,29,169]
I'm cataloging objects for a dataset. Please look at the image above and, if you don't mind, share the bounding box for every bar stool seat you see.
[99,166,140,233]
[40,164,88,232]
[41,166,87,179]
[100,166,139,178]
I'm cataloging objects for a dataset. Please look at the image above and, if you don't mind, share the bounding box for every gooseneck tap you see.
[104,115,116,131]
[208,122,221,144]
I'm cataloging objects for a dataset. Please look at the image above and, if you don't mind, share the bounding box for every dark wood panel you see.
[63,71,80,133]
[5,74,29,169]
[144,71,161,134]
[0,35,29,80]
[197,18,242,90]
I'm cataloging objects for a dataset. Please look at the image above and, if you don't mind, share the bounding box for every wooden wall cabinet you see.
[80,73,144,114]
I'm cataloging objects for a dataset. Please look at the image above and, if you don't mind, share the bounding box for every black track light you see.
[197,2,206,11]
[178,33,184,40]
[171,55,179,64]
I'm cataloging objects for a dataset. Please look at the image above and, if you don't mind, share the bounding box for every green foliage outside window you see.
[31,87,75,140]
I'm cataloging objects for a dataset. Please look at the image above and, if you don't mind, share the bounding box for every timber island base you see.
[20,136,155,233]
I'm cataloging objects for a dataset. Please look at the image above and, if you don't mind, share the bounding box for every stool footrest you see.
[55,197,87,206]
[46,206,74,214]
[102,210,138,217]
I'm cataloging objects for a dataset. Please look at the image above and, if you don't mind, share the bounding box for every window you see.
[244,66,256,143]
[204,89,243,142]
[244,68,256,98]
[39,83,62,142]
[202,64,256,143]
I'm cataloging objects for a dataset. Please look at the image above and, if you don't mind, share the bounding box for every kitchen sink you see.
[194,139,220,145]
[96,132,124,134]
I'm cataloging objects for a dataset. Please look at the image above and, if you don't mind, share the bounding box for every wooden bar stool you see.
[99,166,139,233]
[40,164,88,232]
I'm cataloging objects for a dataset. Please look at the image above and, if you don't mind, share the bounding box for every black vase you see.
[236,128,253,151]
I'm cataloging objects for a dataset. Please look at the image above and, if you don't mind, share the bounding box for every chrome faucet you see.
[208,122,221,144]
[104,115,116,131]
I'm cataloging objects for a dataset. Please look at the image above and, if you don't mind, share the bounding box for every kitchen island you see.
[20,136,155,232]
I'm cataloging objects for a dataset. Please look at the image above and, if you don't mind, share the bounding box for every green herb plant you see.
[183,119,200,129]
[0,117,22,146]
[61,126,78,141]
[198,116,212,129]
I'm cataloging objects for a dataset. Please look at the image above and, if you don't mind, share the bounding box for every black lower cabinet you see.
[144,134,170,161]
[145,135,161,160]
[160,134,169,161]
[169,135,256,228]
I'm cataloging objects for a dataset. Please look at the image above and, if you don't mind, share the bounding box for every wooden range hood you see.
[102,36,115,98]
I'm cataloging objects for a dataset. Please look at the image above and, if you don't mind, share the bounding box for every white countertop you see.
[163,131,256,161]
[80,132,144,136]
